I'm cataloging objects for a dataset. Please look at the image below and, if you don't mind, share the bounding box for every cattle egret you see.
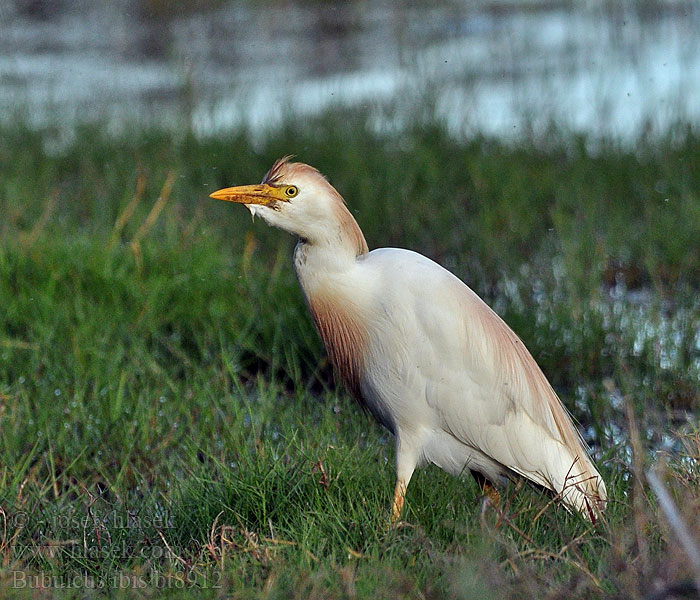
[210,157,607,522]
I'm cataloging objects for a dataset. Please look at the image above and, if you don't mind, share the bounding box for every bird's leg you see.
[391,443,417,524]
[391,479,407,523]
[470,470,500,506]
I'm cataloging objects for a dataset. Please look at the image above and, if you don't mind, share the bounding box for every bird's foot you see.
[483,482,500,506]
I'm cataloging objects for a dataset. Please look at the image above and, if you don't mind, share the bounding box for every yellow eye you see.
[285,186,298,198]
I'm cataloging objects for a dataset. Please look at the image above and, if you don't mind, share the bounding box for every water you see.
[1,0,699,140]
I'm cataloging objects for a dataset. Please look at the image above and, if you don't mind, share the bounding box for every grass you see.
[0,112,699,598]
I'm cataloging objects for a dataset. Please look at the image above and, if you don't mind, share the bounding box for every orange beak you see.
[209,183,287,206]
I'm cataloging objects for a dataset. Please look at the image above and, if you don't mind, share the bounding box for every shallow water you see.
[1,0,699,139]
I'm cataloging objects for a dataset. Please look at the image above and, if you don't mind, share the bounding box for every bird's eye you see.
[285,186,298,198]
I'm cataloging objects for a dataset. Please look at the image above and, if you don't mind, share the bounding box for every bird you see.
[209,156,607,522]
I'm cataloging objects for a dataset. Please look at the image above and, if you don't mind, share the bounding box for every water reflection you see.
[1,0,699,138]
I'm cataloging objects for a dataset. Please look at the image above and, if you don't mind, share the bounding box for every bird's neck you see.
[293,238,357,293]
[294,202,368,284]
[294,211,368,300]
[320,200,368,259]
[339,204,369,258]
[292,207,371,404]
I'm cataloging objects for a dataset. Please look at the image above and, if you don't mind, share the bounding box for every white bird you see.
[210,157,607,522]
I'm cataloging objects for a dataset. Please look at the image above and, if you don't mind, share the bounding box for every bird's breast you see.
[295,247,424,435]
[306,288,370,403]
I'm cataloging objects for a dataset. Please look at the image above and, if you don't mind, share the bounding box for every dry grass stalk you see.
[646,463,700,590]
[129,171,176,269]
[20,187,58,248]
[109,172,146,248]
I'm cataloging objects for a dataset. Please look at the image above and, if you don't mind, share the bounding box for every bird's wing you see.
[364,248,605,511]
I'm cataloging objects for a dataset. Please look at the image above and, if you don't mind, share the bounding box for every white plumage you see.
[210,157,607,521]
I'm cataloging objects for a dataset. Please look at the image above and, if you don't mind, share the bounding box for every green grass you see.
[1,112,699,598]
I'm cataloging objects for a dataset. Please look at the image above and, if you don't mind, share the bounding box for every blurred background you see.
[2,0,699,139]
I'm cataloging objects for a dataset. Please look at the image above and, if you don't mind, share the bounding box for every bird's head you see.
[210,156,367,256]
